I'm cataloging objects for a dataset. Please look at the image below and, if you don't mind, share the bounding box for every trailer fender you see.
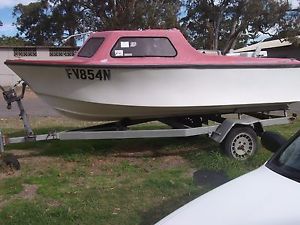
[210,119,263,143]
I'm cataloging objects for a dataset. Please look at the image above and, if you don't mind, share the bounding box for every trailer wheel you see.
[3,155,20,170]
[222,126,257,160]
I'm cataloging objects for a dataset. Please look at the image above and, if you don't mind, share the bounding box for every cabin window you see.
[111,37,177,57]
[13,47,37,57]
[77,38,104,58]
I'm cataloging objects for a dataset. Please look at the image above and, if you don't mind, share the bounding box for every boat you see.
[4,29,300,121]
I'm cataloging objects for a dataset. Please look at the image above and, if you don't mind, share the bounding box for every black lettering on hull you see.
[65,68,111,81]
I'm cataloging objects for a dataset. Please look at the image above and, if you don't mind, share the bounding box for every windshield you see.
[77,37,104,58]
[267,132,300,182]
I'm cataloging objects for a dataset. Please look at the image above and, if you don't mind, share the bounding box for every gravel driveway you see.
[0,89,58,118]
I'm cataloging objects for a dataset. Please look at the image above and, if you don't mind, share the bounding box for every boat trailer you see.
[0,82,297,170]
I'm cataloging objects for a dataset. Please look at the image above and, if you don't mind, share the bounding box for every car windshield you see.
[268,133,300,182]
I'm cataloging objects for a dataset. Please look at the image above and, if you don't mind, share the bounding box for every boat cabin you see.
[74,29,297,66]
[74,29,198,65]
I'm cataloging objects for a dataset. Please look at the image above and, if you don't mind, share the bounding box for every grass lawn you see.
[0,116,299,225]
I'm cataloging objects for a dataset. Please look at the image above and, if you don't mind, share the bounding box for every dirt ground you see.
[290,102,300,114]
[0,88,59,118]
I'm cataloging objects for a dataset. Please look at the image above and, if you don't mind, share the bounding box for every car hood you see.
[155,166,300,225]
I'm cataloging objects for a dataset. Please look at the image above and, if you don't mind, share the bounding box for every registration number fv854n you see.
[65,68,111,81]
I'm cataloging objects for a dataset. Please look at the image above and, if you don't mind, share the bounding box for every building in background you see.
[0,46,79,86]
[232,38,300,60]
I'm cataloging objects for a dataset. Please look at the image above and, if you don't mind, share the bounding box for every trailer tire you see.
[222,126,257,160]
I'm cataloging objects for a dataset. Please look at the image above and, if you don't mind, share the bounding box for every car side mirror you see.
[261,131,287,153]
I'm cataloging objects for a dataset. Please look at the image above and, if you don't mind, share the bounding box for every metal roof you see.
[233,39,293,53]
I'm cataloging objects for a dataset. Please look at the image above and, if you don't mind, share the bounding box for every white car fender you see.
[156,166,300,225]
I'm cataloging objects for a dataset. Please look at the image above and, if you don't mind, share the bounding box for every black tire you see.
[222,126,258,160]
[3,155,21,170]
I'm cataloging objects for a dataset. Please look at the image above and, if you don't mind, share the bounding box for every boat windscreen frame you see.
[110,36,178,58]
[77,37,105,58]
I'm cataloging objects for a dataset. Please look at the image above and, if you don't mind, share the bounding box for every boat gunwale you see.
[5,60,300,69]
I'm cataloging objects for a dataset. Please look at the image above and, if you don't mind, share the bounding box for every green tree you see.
[0,36,28,46]
[13,0,181,46]
[13,0,84,46]
[50,0,86,46]
[183,0,299,53]
[80,0,181,31]
[277,5,300,46]
[13,0,53,45]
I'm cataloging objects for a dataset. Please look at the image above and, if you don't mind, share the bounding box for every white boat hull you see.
[7,64,300,120]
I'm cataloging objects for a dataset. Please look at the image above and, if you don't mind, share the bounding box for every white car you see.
[156,130,300,225]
